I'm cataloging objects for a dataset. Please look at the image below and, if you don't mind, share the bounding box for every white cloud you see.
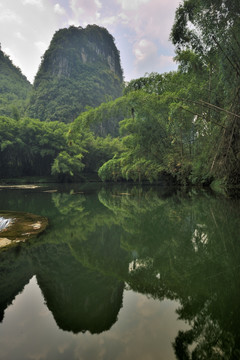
[139,0,180,45]
[69,0,104,25]
[67,18,79,27]
[0,0,61,82]
[0,0,180,82]
[15,32,26,41]
[133,38,176,76]
[0,9,22,23]
[118,12,129,24]
[134,39,157,62]
[117,0,149,11]
[34,41,48,54]
[54,4,66,15]
[110,0,180,79]
[101,16,117,26]
[22,0,43,8]
[95,0,102,9]
[112,0,181,47]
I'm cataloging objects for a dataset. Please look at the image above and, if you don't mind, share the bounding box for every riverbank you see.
[0,176,239,198]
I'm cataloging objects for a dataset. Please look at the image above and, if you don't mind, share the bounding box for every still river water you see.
[0,184,239,360]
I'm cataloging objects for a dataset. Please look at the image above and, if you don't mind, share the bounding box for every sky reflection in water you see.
[0,276,186,360]
[0,184,239,359]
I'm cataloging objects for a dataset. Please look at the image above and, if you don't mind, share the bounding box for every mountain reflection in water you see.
[0,185,239,359]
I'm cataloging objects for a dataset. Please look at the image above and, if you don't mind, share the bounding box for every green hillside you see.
[0,46,32,119]
[27,25,123,123]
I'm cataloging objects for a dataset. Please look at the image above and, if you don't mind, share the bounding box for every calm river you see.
[0,184,239,359]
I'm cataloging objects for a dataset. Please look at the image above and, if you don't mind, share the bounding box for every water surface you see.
[0,184,239,359]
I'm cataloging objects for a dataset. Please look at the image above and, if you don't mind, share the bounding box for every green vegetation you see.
[96,0,240,187]
[0,116,69,178]
[170,0,240,186]
[27,25,123,123]
[0,46,32,119]
[0,2,239,188]
[0,114,123,181]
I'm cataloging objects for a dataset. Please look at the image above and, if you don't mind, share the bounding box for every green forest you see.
[0,1,239,188]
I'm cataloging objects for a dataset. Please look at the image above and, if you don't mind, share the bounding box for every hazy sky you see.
[0,0,181,83]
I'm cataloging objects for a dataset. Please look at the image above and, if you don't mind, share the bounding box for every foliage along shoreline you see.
[0,2,240,191]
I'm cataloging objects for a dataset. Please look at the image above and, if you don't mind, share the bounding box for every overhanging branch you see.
[178,98,240,120]
[180,106,226,129]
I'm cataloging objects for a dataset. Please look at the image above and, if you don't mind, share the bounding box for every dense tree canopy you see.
[0,48,32,119]
[170,0,240,184]
[0,116,68,178]
[0,4,239,187]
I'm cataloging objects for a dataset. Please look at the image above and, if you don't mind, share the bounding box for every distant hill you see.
[27,25,124,123]
[0,46,32,119]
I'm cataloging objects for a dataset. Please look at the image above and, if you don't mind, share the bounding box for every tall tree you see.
[170,0,240,184]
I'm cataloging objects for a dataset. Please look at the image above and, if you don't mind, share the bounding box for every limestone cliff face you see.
[52,56,70,77]
[42,25,123,81]
[28,25,123,122]
[49,44,119,79]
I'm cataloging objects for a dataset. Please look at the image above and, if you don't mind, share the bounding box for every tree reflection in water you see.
[0,185,239,358]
